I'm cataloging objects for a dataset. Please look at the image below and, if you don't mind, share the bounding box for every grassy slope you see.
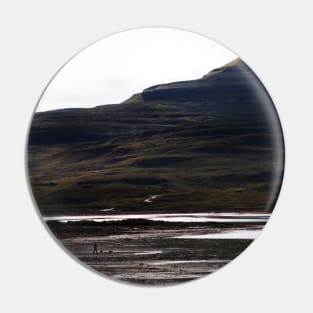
[28,59,284,216]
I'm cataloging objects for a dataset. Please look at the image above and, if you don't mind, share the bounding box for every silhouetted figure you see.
[93,242,98,255]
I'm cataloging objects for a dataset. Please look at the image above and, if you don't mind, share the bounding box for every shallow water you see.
[44,212,269,223]
[174,229,262,239]
[134,250,162,255]
[47,211,269,284]
[149,259,230,265]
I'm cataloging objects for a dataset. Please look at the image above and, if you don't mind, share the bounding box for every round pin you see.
[28,28,284,285]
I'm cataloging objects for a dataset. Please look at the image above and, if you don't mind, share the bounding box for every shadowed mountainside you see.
[28,58,284,216]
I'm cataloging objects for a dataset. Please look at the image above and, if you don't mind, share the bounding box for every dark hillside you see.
[28,58,284,216]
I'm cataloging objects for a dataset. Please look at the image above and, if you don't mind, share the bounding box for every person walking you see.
[93,242,98,255]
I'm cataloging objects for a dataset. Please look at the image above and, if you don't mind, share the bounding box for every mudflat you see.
[48,215,263,284]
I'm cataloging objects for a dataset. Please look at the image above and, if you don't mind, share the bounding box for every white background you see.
[0,1,312,312]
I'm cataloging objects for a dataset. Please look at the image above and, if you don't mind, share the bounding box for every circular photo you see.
[28,28,284,285]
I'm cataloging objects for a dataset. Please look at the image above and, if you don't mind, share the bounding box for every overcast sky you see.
[37,28,237,112]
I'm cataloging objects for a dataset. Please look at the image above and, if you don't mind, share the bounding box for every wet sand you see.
[63,236,251,284]
[48,213,264,285]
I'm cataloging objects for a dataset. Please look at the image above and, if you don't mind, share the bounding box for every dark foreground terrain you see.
[63,237,251,284]
[47,216,264,284]
[29,58,284,284]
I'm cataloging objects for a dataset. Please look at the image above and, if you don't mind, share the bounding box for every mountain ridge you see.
[28,58,284,216]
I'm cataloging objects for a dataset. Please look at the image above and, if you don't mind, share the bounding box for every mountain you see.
[28,58,284,216]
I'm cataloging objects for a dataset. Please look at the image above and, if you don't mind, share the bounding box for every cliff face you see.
[128,59,271,115]
[28,59,284,216]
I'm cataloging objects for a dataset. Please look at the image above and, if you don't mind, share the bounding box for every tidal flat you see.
[47,212,265,284]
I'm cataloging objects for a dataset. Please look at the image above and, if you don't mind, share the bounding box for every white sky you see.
[37,28,236,112]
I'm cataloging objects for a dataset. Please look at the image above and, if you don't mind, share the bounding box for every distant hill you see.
[28,58,284,216]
